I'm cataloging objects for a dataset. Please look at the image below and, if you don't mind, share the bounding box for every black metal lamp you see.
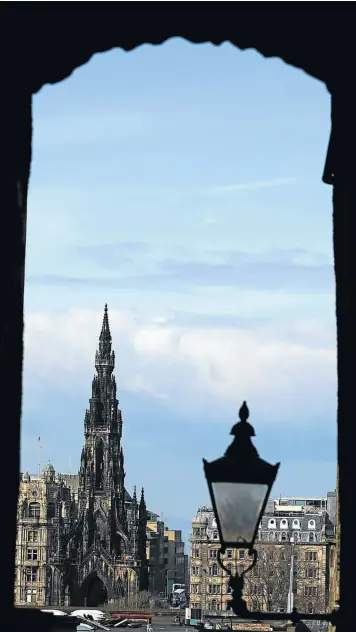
[203,401,279,555]
[203,402,339,626]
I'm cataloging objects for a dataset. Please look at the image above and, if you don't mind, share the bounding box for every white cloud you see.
[207,178,296,194]
[23,308,336,422]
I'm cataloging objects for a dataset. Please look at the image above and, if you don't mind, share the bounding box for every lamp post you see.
[203,401,339,627]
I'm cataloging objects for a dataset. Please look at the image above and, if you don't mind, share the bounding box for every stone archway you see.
[81,570,109,607]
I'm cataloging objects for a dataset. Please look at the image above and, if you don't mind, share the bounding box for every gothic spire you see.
[140,487,145,508]
[99,304,112,358]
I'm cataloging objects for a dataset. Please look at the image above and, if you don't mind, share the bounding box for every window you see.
[211,600,217,610]
[212,564,218,576]
[193,528,200,537]
[208,584,221,594]
[293,519,300,529]
[280,519,288,528]
[281,532,287,541]
[269,532,275,541]
[27,549,38,561]
[268,551,274,561]
[212,529,218,540]
[226,550,233,559]
[307,602,314,614]
[226,563,232,574]
[305,551,317,562]
[29,502,40,518]
[308,520,316,529]
[192,548,200,558]
[304,587,318,596]
[268,519,276,528]
[209,549,218,559]
[27,531,38,543]
[191,566,200,576]
[293,531,299,542]
[25,567,38,582]
[305,567,317,579]
[238,550,245,559]
[191,584,199,594]
[308,532,315,542]
[47,502,55,519]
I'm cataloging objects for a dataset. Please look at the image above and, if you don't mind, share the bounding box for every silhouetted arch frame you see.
[1,7,353,630]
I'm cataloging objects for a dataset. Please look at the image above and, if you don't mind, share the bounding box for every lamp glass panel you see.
[212,482,268,544]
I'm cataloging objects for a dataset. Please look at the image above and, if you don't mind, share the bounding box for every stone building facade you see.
[15,305,148,607]
[189,497,335,615]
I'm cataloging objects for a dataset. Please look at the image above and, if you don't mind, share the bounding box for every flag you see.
[38,436,40,442]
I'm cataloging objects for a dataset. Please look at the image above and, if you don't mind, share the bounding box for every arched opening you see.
[83,573,108,607]
[95,440,104,491]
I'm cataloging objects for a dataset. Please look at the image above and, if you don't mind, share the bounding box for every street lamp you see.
[203,401,339,626]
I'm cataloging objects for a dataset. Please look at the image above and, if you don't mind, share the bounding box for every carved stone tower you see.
[78,304,129,559]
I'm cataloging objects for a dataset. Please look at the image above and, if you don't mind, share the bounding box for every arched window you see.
[213,529,218,540]
[29,502,40,518]
[269,531,275,541]
[281,531,287,541]
[308,602,313,614]
[308,532,315,542]
[268,519,276,529]
[292,519,300,529]
[308,519,316,529]
[293,531,299,542]
[95,439,104,490]
[280,519,288,528]
[47,502,55,519]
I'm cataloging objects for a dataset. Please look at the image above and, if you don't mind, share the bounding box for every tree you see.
[240,543,328,616]
[110,590,152,610]
[242,544,290,612]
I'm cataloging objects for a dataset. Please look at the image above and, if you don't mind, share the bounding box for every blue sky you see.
[23,39,336,543]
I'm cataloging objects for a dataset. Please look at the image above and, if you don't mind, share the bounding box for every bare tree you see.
[240,544,328,616]
[110,590,152,610]
[242,544,290,612]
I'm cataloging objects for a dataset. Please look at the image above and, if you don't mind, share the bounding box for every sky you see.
[23,39,336,544]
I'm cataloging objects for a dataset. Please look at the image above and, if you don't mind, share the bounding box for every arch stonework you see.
[2,7,354,629]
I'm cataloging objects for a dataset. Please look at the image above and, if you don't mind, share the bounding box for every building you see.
[15,305,148,607]
[144,511,187,597]
[328,470,340,624]
[189,495,336,615]
[164,528,186,594]
[146,511,165,595]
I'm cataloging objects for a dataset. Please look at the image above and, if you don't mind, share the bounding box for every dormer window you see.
[292,519,300,529]
[212,529,218,540]
[308,520,316,529]
[268,519,276,528]
[280,519,288,528]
